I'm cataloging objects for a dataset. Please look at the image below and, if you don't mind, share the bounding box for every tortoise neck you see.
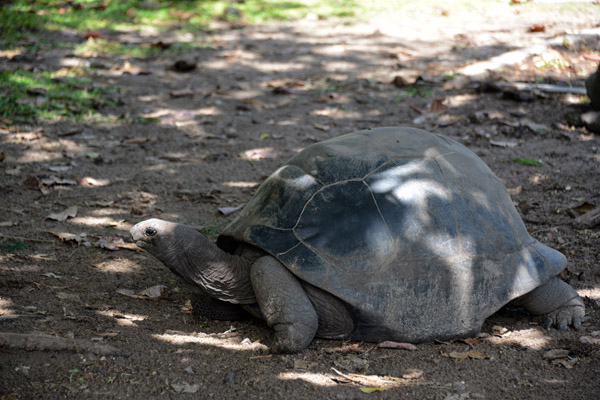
[163,233,256,304]
[193,241,256,304]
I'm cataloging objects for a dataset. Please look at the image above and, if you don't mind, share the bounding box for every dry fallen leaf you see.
[138,285,167,298]
[543,349,570,360]
[490,140,518,148]
[47,206,78,222]
[377,341,417,351]
[529,24,546,33]
[429,98,448,113]
[117,285,167,299]
[218,204,244,216]
[118,61,151,75]
[312,123,330,131]
[79,177,111,186]
[359,387,385,393]
[580,336,600,345]
[46,230,82,243]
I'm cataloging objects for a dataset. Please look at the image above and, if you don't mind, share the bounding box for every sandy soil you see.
[1,3,600,399]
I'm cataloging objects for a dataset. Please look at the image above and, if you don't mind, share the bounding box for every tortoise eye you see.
[144,227,157,237]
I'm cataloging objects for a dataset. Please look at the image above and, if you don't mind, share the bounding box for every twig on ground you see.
[0,332,127,356]
[0,233,54,244]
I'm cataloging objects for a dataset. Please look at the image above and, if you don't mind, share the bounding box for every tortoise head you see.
[130,218,197,267]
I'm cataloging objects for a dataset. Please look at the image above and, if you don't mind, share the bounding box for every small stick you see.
[249,354,272,360]
[0,234,54,244]
[0,332,127,356]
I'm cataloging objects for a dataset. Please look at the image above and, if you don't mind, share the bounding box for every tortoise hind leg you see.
[250,256,318,353]
[302,282,355,339]
[514,277,584,330]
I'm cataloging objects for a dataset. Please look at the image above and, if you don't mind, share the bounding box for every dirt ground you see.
[2,3,600,399]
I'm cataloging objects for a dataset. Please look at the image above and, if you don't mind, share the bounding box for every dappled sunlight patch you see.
[93,258,141,274]
[578,288,600,300]
[277,371,337,387]
[0,297,16,316]
[138,94,162,102]
[222,181,260,189]
[241,147,296,161]
[314,44,346,56]
[485,327,551,350]
[0,257,43,273]
[97,310,147,327]
[88,208,129,220]
[323,61,355,72]
[152,331,266,352]
[446,93,476,107]
[254,62,307,73]
[71,215,128,228]
[10,138,89,163]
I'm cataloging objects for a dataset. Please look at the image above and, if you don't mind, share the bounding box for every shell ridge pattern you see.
[276,240,304,258]
[287,179,365,264]
[362,179,394,242]
[361,158,399,180]
[290,178,364,232]
[430,153,463,255]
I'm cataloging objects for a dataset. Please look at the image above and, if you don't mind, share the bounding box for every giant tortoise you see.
[131,127,584,353]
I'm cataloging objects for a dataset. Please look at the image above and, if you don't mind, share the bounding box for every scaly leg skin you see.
[514,277,585,330]
[190,292,249,321]
[302,282,355,339]
[250,256,318,353]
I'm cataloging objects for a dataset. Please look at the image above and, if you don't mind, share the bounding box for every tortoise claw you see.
[543,296,585,331]
[557,319,568,331]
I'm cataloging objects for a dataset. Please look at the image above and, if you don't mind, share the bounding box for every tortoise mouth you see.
[134,239,148,249]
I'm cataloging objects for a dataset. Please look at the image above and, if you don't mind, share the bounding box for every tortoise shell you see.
[217,127,565,342]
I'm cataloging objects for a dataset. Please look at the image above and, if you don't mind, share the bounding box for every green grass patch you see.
[73,38,207,59]
[395,87,433,100]
[199,225,221,237]
[1,0,359,39]
[0,1,359,58]
[2,240,29,252]
[509,158,544,167]
[0,69,119,123]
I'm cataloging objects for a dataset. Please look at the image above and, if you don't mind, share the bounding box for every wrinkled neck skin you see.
[158,230,256,304]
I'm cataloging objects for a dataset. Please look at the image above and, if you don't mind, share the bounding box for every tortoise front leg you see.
[250,256,318,353]
[513,277,584,330]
